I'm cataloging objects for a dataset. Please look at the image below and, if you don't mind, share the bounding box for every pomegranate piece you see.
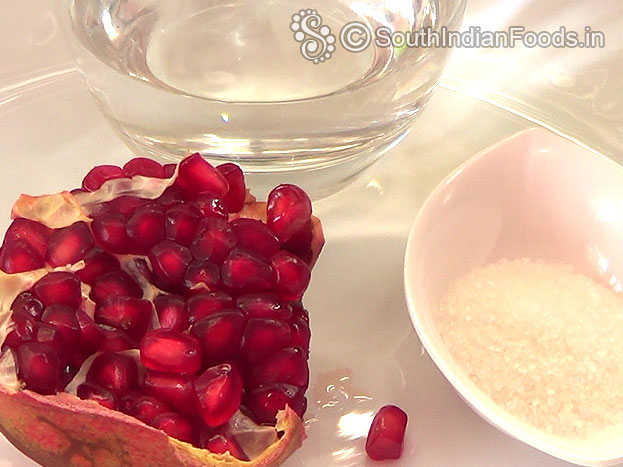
[217,163,246,213]
[0,240,44,273]
[143,371,197,415]
[128,395,170,424]
[41,305,80,351]
[186,292,234,323]
[151,412,196,444]
[76,248,120,284]
[16,342,61,395]
[123,157,166,179]
[231,218,280,259]
[11,292,44,320]
[184,260,221,292]
[202,434,247,460]
[107,195,151,215]
[139,329,202,375]
[236,293,292,320]
[86,352,139,396]
[250,346,309,388]
[194,363,243,427]
[221,249,275,293]
[125,205,166,253]
[194,194,228,219]
[82,165,127,191]
[241,318,291,364]
[266,184,312,242]
[148,240,192,292]
[89,270,143,303]
[165,204,200,246]
[75,309,103,353]
[94,296,152,340]
[2,218,51,259]
[176,153,229,199]
[365,405,408,461]
[32,271,82,308]
[154,294,188,332]
[271,251,311,301]
[46,221,93,267]
[244,384,306,424]
[190,218,236,264]
[190,310,245,365]
[77,382,118,410]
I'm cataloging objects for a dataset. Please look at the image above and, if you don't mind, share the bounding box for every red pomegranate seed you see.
[151,412,196,444]
[236,293,292,320]
[123,157,166,179]
[241,318,291,364]
[41,305,80,351]
[77,382,118,410]
[33,323,66,358]
[202,434,247,460]
[190,310,245,365]
[16,342,60,395]
[250,347,309,388]
[95,296,152,341]
[193,194,228,219]
[97,327,135,351]
[289,317,311,354]
[244,384,306,424]
[119,389,142,414]
[184,260,221,292]
[163,163,176,178]
[266,184,312,242]
[154,294,188,332]
[156,185,184,207]
[217,163,246,213]
[92,212,137,254]
[190,218,236,264]
[148,240,192,292]
[186,292,234,324]
[76,248,120,284]
[282,221,314,264]
[76,309,103,352]
[176,153,229,199]
[46,221,94,267]
[221,249,275,293]
[89,271,143,303]
[107,195,151,215]
[271,251,311,301]
[82,165,127,191]
[128,395,170,424]
[194,363,243,427]
[143,371,197,415]
[86,352,139,396]
[365,405,408,461]
[140,329,202,375]
[165,205,200,246]
[126,205,166,253]
[3,311,36,350]
[0,240,44,273]
[3,218,52,259]
[32,271,82,308]
[291,302,309,322]
[11,292,44,320]
[231,218,279,259]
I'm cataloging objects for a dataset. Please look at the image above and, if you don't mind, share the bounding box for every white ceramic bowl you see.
[404,128,623,466]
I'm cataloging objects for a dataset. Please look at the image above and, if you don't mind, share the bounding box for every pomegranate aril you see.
[156,185,184,207]
[241,318,291,364]
[154,294,188,332]
[143,371,197,415]
[90,270,143,303]
[140,329,202,375]
[11,292,44,320]
[190,218,236,264]
[97,327,135,351]
[82,165,127,191]
[3,311,36,350]
[32,271,82,308]
[202,434,247,460]
[123,157,166,179]
[250,347,309,388]
[95,296,152,340]
[148,240,192,292]
[119,389,142,414]
[290,316,311,354]
[244,384,306,424]
[0,240,44,273]
[193,194,228,219]
[163,163,176,178]
[3,218,51,259]
[92,212,137,254]
[236,293,292,320]
[16,342,61,395]
[266,184,312,242]
[107,195,151,215]
[126,205,166,252]
[231,218,279,259]
[221,249,275,293]
[271,251,311,301]
[76,309,103,353]
[165,205,200,246]
[41,305,80,351]
[281,221,314,264]
[217,163,246,213]
[190,310,245,365]
[177,153,229,199]
[86,352,139,396]
[365,405,408,461]
[76,248,120,284]
[46,221,93,267]
[151,412,196,444]
[187,292,234,324]
[128,395,170,424]
[194,363,243,427]
[77,382,118,410]
[184,260,220,292]
[34,323,66,358]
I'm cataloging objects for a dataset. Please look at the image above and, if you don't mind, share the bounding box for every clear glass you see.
[56,0,466,196]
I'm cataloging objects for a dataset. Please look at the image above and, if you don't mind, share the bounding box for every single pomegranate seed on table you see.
[244,384,306,424]
[77,382,118,410]
[231,218,280,259]
[186,292,235,323]
[41,305,80,351]
[94,296,152,341]
[125,205,166,253]
[271,250,311,301]
[365,405,408,461]
[236,293,292,320]
[140,329,202,375]
[11,292,44,319]
[154,294,188,332]
[190,310,245,365]
[194,363,243,427]
[266,184,312,242]
[148,240,192,292]
[240,318,291,364]
[221,249,275,293]
[176,153,229,198]
[86,352,139,396]
[32,271,82,308]
[16,342,61,395]
[143,371,197,415]
[91,212,137,254]
[76,248,120,284]
[89,270,143,303]
[123,157,166,179]
[164,204,200,246]
[202,433,247,460]
[190,218,236,264]
[46,221,94,267]
[128,395,170,424]
[151,412,196,444]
